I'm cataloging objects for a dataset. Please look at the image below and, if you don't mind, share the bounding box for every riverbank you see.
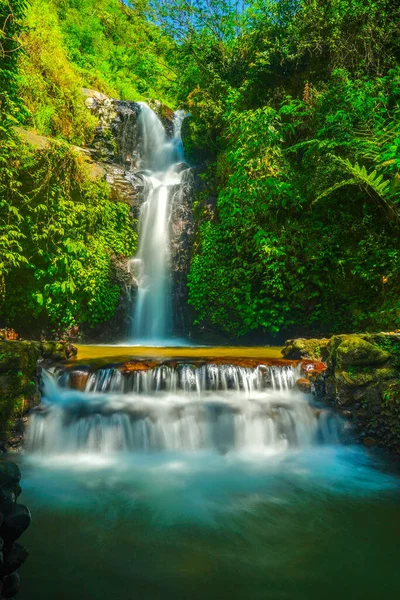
[0,341,76,450]
[283,333,400,453]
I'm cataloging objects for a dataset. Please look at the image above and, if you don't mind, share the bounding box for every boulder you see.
[0,465,20,494]
[2,572,20,598]
[0,505,31,542]
[68,369,90,391]
[1,543,28,576]
[282,338,329,360]
[335,336,390,367]
[39,341,77,361]
[296,378,311,393]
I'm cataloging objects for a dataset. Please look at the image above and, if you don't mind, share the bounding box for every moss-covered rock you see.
[334,336,390,367]
[39,341,77,360]
[0,340,77,447]
[282,338,329,360]
[0,342,41,439]
[287,332,400,453]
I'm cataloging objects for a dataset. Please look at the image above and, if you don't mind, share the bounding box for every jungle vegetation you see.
[1,0,400,338]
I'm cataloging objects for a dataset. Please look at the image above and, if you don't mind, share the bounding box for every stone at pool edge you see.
[282,338,330,361]
[1,543,29,576]
[296,378,312,393]
[1,505,31,542]
[0,461,30,598]
[39,341,78,361]
[0,466,20,497]
[334,336,390,367]
[2,572,20,599]
[283,333,400,453]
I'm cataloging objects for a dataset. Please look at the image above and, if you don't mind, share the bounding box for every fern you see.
[314,156,400,223]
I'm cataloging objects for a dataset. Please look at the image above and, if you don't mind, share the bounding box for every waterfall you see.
[26,363,343,455]
[129,104,187,343]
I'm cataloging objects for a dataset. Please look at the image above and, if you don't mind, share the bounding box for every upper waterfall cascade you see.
[128,104,188,343]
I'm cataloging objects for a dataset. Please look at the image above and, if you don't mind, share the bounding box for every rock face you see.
[0,341,76,449]
[282,333,400,453]
[0,461,30,598]
[170,169,195,336]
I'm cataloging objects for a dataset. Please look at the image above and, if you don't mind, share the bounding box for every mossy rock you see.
[335,336,390,367]
[336,366,398,389]
[282,338,329,360]
[0,340,77,440]
[296,378,311,393]
[0,341,40,373]
[39,341,77,360]
[335,370,375,388]
[381,380,400,407]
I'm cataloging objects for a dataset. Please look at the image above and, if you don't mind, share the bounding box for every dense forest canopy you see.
[0,0,400,339]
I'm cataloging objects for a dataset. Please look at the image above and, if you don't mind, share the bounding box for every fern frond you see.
[313,178,357,204]
[316,156,400,223]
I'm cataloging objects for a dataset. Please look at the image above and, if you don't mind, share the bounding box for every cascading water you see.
[26,363,343,455]
[129,104,187,343]
[22,360,400,600]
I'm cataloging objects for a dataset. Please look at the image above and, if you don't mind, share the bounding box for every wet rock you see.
[1,543,28,576]
[1,505,31,542]
[363,437,377,447]
[302,332,400,452]
[0,491,16,515]
[170,168,195,336]
[2,572,20,598]
[69,369,90,391]
[0,461,30,595]
[39,341,77,361]
[0,465,20,492]
[110,100,141,166]
[146,99,174,136]
[296,378,311,393]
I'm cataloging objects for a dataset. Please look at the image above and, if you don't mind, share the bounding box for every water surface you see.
[18,447,400,600]
[17,359,400,600]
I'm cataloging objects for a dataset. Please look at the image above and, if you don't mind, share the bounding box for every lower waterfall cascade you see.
[21,358,400,600]
[27,362,343,455]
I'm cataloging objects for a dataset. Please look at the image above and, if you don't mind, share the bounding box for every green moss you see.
[335,336,390,367]
[382,381,400,407]
[335,370,375,388]
[0,340,76,437]
[282,338,329,360]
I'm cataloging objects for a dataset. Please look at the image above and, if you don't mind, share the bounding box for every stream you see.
[17,354,400,600]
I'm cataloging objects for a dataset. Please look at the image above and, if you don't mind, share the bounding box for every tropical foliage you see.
[1,0,400,339]
[169,0,400,337]
[0,0,137,336]
[18,0,177,143]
